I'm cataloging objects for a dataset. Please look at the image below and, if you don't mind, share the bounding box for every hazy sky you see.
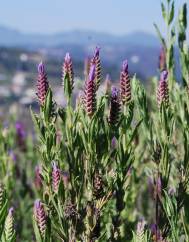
[0,0,187,35]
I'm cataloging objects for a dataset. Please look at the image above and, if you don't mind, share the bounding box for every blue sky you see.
[0,0,187,35]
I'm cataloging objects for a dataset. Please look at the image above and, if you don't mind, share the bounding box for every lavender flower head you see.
[108,86,121,126]
[15,121,26,151]
[34,199,47,238]
[120,60,131,104]
[52,162,61,193]
[37,62,49,106]
[157,70,169,108]
[84,64,97,117]
[62,52,74,92]
[91,46,101,90]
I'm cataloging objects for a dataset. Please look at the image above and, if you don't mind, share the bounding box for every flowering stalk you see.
[34,165,42,191]
[37,62,49,106]
[52,162,61,193]
[91,47,101,90]
[62,53,74,98]
[34,200,47,239]
[84,64,96,117]
[159,47,167,72]
[108,87,121,126]
[120,60,131,104]
[157,70,169,108]
[104,74,111,96]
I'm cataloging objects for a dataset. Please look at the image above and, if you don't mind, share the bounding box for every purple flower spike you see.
[120,60,131,104]
[15,121,26,151]
[62,52,74,92]
[91,46,101,90]
[157,70,169,108]
[84,64,97,117]
[34,199,47,238]
[37,62,49,106]
[108,86,121,126]
[52,162,61,193]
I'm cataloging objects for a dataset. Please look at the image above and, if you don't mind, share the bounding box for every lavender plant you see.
[0,0,189,241]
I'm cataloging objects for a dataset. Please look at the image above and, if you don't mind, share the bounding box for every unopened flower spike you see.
[120,60,131,104]
[34,199,47,239]
[52,161,61,193]
[91,46,101,90]
[157,70,169,108]
[108,86,121,126]
[3,207,15,241]
[36,62,49,106]
[84,64,97,117]
[62,52,74,96]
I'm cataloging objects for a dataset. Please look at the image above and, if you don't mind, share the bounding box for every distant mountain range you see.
[0,25,159,48]
[0,25,168,81]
